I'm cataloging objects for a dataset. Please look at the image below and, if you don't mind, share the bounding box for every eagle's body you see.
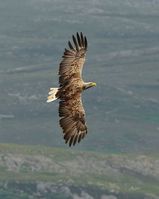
[47,32,96,146]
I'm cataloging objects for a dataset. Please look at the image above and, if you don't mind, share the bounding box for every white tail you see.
[47,88,58,103]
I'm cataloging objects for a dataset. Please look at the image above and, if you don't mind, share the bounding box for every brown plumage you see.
[47,32,96,146]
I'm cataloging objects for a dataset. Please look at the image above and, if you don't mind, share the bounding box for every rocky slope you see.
[0,144,159,199]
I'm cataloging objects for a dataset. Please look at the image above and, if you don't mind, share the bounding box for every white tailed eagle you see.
[47,32,96,146]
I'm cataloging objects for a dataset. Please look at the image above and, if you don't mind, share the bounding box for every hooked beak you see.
[91,82,96,87]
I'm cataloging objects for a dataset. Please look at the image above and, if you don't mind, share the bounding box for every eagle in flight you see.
[47,32,96,146]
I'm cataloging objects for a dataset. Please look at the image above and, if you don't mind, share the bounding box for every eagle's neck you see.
[83,82,96,90]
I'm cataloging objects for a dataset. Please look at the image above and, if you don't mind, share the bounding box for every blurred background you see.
[0,0,159,198]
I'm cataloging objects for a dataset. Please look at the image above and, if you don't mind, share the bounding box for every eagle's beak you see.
[91,82,96,87]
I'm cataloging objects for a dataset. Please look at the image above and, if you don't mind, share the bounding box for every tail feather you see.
[47,88,58,103]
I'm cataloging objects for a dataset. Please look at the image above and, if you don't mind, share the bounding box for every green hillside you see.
[0,144,159,199]
[1,1,159,198]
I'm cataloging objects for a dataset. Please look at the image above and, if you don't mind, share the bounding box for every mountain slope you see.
[0,144,159,199]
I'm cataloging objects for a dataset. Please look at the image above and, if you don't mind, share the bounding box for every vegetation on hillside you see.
[0,144,159,199]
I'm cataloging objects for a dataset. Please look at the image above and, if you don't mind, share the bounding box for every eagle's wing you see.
[59,32,87,86]
[58,32,88,146]
[59,93,87,146]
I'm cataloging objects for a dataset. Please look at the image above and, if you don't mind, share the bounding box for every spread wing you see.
[58,32,88,146]
[59,93,87,146]
[59,32,87,86]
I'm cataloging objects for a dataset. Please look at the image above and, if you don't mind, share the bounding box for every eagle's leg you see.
[47,88,58,103]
